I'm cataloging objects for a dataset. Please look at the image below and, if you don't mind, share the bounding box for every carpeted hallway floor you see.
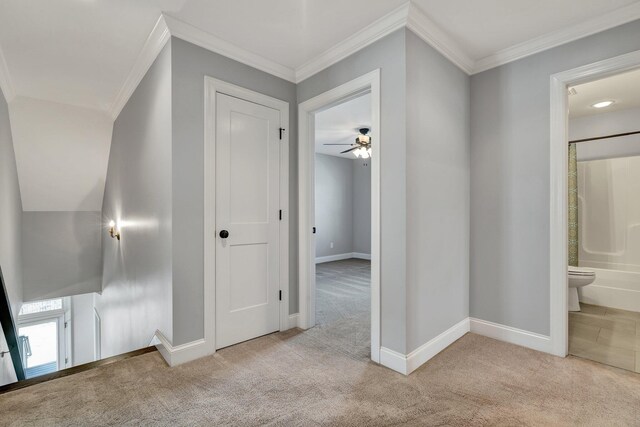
[1,260,640,425]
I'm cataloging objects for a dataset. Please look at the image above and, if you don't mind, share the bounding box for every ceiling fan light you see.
[356,134,370,145]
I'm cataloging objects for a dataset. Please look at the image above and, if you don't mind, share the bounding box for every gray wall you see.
[352,159,371,255]
[22,212,102,301]
[470,20,640,335]
[97,42,173,357]
[171,37,298,345]
[298,29,408,353]
[0,88,22,385]
[71,292,96,365]
[315,154,354,258]
[405,31,470,352]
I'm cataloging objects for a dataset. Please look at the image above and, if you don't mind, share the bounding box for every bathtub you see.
[578,263,640,312]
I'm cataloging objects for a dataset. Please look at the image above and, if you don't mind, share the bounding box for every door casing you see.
[297,69,381,363]
[204,77,290,354]
[549,49,640,358]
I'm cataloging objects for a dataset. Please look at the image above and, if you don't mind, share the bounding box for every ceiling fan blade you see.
[323,143,353,146]
[340,146,359,154]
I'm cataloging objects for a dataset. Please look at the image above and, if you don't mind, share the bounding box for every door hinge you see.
[312,227,316,234]
[279,128,285,140]
[279,290,282,301]
[65,357,68,365]
[279,209,282,220]
[64,321,68,329]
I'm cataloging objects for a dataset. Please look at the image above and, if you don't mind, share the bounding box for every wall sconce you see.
[108,220,121,241]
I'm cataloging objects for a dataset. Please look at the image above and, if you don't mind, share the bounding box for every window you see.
[17,298,68,378]
[19,298,63,315]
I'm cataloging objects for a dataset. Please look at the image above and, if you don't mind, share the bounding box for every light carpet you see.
[1,261,640,425]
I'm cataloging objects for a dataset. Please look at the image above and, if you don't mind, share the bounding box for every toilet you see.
[568,267,596,311]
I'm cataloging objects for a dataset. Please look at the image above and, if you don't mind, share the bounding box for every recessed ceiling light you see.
[592,100,615,108]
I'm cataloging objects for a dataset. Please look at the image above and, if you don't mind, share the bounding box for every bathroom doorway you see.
[555,62,640,373]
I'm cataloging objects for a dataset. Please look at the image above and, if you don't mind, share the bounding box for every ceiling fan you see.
[323,127,372,158]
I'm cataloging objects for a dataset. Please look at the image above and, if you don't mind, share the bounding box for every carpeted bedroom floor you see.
[1,260,640,426]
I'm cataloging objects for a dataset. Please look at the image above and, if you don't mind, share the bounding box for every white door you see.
[215,92,281,349]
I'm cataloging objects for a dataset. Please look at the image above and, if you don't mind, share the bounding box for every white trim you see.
[153,330,211,367]
[109,15,170,119]
[379,347,408,375]
[549,49,640,358]
[164,14,295,83]
[295,3,475,81]
[295,4,410,82]
[288,314,299,329]
[315,252,371,263]
[204,77,291,354]
[474,2,640,74]
[380,318,470,375]
[0,41,15,102]
[298,69,381,363]
[108,4,640,117]
[469,318,552,354]
[406,3,474,75]
[406,318,470,374]
[315,253,354,264]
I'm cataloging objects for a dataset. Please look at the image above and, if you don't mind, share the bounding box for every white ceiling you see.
[569,68,640,118]
[315,94,371,159]
[9,97,113,211]
[412,0,640,60]
[2,0,640,113]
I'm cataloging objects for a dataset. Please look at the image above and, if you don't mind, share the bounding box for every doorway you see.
[550,50,640,359]
[314,93,372,358]
[298,70,381,363]
[564,69,640,373]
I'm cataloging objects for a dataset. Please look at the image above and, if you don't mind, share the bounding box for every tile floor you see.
[569,303,640,373]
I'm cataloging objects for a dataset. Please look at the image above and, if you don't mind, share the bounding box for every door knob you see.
[219,230,229,239]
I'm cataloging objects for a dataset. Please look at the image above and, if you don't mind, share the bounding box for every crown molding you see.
[294,2,477,82]
[473,2,640,74]
[163,14,296,83]
[0,42,16,102]
[406,2,474,75]
[294,3,411,82]
[109,15,170,119]
[108,1,640,116]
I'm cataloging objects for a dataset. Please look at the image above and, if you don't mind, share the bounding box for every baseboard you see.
[379,347,408,375]
[287,313,299,329]
[154,330,214,367]
[315,253,354,263]
[352,252,371,260]
[380,318,470,375]
[406,318,470,374]
[469,318,552,353]
[315,252,372,263]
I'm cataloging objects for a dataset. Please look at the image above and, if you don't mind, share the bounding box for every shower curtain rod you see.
[569,130,640,144]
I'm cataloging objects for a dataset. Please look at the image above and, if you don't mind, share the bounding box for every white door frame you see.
[298,69,381,363]
[204,77,290,352]
[549,49,640,357]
